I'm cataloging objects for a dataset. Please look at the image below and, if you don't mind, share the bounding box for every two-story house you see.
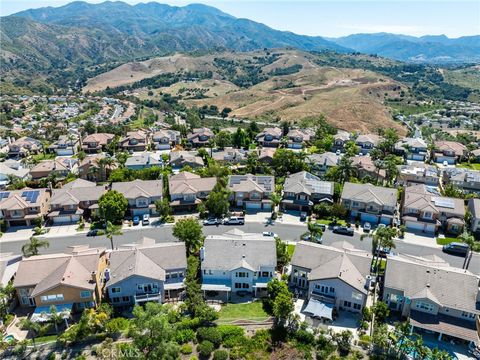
[395,137,429,161]
[290,242,372,317]
[169,151,204,169]
[286,129,313,149]
[152,129,181,150]
[397,162,440,187]
[443,168,480,194]
[187,128,214,148]
[119,130,149,152]
[0,163,29,188]
[212,148,248,165]
[168,172,217,212]
[106,238,187,307]
[48,135,79,156]
[228,174,274,211]
[78,154,117,183]
[341,182,397,225]
[112,179,163,217]
[352,156,386,182]
[48,179,106,224]
[29,158,78,181]
[0,188,51,227]
[433,141,468,165]
[401,184,465,234]
[332,131,351,153]
[255,127,283,148]
[355,134,382,155]
[307,152,340,176]
[383,254,480,346]
[81,133,115,154]
[8,137,43,158]
[13,245,107,317]
[281,171,334,213]
[200,229,277,301]
[467,198,480,235]
[125,153,162,170]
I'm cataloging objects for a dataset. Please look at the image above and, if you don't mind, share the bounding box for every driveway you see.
[0,227,34,243]
[244,211,272,224]
[400,231,439,248]
[277,211,307,226]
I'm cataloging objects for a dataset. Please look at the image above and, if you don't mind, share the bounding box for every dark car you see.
[132,216,140,226]
[86,229,98,237]
[442,242,469,257]
[332,226,354,236]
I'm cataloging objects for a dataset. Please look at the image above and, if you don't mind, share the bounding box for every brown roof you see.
[0,188,48,211]
[111,179,162,199]
[434,141,467,156]
[169,172,216,195]
[403,184,465,216]
[82,133,114,145]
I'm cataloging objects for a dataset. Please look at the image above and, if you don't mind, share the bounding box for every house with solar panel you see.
[0,188,50,227]
[401,184,465,234]
[281,171,334,213]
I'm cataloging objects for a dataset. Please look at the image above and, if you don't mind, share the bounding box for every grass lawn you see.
[31,153,56,162]
[287,244,295,258]
[315,219,347,226]
[457,163,480,170]
[217,301,269,323]
[28,334,58,344]
[436,237,459,245]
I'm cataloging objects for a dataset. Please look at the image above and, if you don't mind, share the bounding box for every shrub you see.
[176,329,196,344]
[293,328,315,344]
[198,340,214,358]
[197,327,222,347]
[180,344,193,355]
[105,317,129,334]
[358,334,371,350]
[218,325,245,348]
[213,349,229,360]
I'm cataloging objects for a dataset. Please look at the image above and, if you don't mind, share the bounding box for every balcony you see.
[134,292,162,303]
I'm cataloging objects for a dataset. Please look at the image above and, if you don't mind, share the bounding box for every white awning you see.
[201,283,231,292]
[253,282,269,288]
[303,299,333,320]
[164,282,185,290]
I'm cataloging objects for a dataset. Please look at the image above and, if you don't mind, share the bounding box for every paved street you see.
[1,222,478,274]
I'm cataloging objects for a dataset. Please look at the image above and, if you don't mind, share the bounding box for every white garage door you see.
[263,203,272,210]
[246,202,262,210]
[406,221,424,231]
[424,224,436,233]
[53,215,73,224]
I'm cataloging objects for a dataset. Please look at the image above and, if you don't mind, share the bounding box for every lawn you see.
[217,301,269,323]
[436,237,459,246]
[287,244,295,258]
[315,219,347,226]
[457,163,480,170]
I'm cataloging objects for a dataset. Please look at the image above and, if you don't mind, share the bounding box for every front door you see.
[29,297,36,306]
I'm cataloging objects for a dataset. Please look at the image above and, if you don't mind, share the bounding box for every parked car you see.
[203,218,220,226]
[332,226,354,236]
[132,216,140,226]
[302,232,322,243]
[300,212,308,221]
[263,231,277,237]
[442,242,469,256]
[87,229,98,237]
[363,222,371,233]
[142,214,150,225]
[223,216,245,225]
[377,224,387,229]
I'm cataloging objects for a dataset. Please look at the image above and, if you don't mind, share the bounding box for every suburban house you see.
[257,148,276,164]
[395,137,429,161]
[286,129,313,149]
[78,154,117,182]
[152,129,181,150]
[119,130,149,152]
[8,137,43,158]
[383,254,480,346]
[106,238,187,307]
[111,179,163,217]
[212,148,248,164]
[281,171,334,213]
[341,182,397,225]
[0,163,30,188]
[355,134,382,155]
[332,131,351,152]
[255,127,283,148]
[0,188,51,227]
[290,242,373,316]
[48,135,79,156]
[29,158,78,181]
[48,179,106,224]
[467,198,480,235]
[443,168,480,194]
[228,174,275,211]
[168,172,217,212]
[125,152,162,170]
[397,162,440,187]
[433,141,468,165]
[169,151,204,169]
[471,149,480,163]
[81,133,115,153]
[401,184,465,234]
[307,152,340,175]
[13,245,107,317]
[187,128,214,148]
[200,229,276,300]
[0,253,22,287]
[352,156,386,182]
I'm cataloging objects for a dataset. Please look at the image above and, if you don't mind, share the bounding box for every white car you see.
[442,160,449,167]
[203,218,220,226]
[363,222,372,232]
[142,214,150,225]
[262,231,277,238]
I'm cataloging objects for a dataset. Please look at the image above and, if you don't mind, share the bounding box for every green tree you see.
[333,156,357,183]
[361,226,398,274]
[276,238,290,269]
[273,290,294,326]
[98,190,128,224]
[442,183,464,198]
[344,140,360,157]
[372,301,390,322]
[172,217,204,255]
[0,282,15,320]
[215,131,232,149]
[21,237,49,257]
[459,231,476,269]
[205,183,231,217]
[232,127,247,148]
[105,221,123,250]
[334,330,353,356]
[155,199,173,220]
[271,149,305,177]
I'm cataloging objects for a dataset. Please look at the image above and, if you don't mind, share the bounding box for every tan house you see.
[397,162,440,187]
[8,137,42,158]
[13,245,107,317]
[401,184,465,234]
[48,179,106,224]
[212,148,248,164]
[286,129,313,149]
[433,141,468,165]
[351,156,386,182]
[111,179,163,217]
[228,174,274,211]
[168,172,216,212]
[152,129,181,150]
[81,133,115,153]
[383,254,479,346]
[332,131,351,152]
[78,154,117,182]
[0,188,50,227]
[187,128,214,148]
[355,134,382,155]
[119,130,149,152]
[169,151,204,169]
[29,158,78,181]
[255,127,283,148]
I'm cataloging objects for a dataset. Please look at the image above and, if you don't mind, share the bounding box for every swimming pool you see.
[3,334,15,343]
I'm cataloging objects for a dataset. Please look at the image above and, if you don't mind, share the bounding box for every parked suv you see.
[332,226,354,236]
[223,216,245,225]
[442,242,469,256]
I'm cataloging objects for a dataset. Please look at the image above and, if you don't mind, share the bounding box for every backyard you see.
[217,301,270,324]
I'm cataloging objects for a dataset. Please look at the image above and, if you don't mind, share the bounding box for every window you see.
[343,301,352,308]
[122,296,131,302]
[80,291,91,299]
[111,287,121,293]
[461,311,475,319]
[40,294,64,303]
[329,287,335,293]
[415,301,434,312]
[353,303,362,310]
[236,272,248,278]
[261,271,270,277]
[112,297,120,303]
[234,283,242,289]
[242,284,249,289]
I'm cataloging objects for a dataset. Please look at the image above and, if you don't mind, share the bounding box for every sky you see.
[1,0,479,38]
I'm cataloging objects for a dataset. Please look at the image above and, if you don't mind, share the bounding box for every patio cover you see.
[201,283,231,292]
[303,299,333,320]
[253,282,269,288]
[31,303,73,323]
[164,282,185,290]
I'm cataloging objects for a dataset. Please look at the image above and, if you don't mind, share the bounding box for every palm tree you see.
[336,156,357,183]
[49,305,63,334]
[393,321,413,359]
[22,237,49,257]
[105,221,122,250]
[361,226,398,275]
[430,348,452,360]
[459,230,475,269]
[97,157,115,182]
[307,221,323,241]
[269,193,281,213]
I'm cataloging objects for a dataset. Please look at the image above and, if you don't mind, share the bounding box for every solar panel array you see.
[0,192,10,199]
[21,190,40,203]
[433,197,455,209]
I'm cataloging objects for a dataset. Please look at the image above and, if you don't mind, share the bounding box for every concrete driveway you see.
[0,227,34,243]
[245,211,272,224]
[400,231,439,248]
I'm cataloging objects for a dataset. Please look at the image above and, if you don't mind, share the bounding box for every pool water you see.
[3,334,15,343]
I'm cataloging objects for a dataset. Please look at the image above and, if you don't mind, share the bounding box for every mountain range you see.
[1,0,479,81]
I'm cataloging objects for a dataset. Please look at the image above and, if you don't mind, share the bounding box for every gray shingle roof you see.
[284,171,334,196]
[341,182,397,207]
[111,179,163,199]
